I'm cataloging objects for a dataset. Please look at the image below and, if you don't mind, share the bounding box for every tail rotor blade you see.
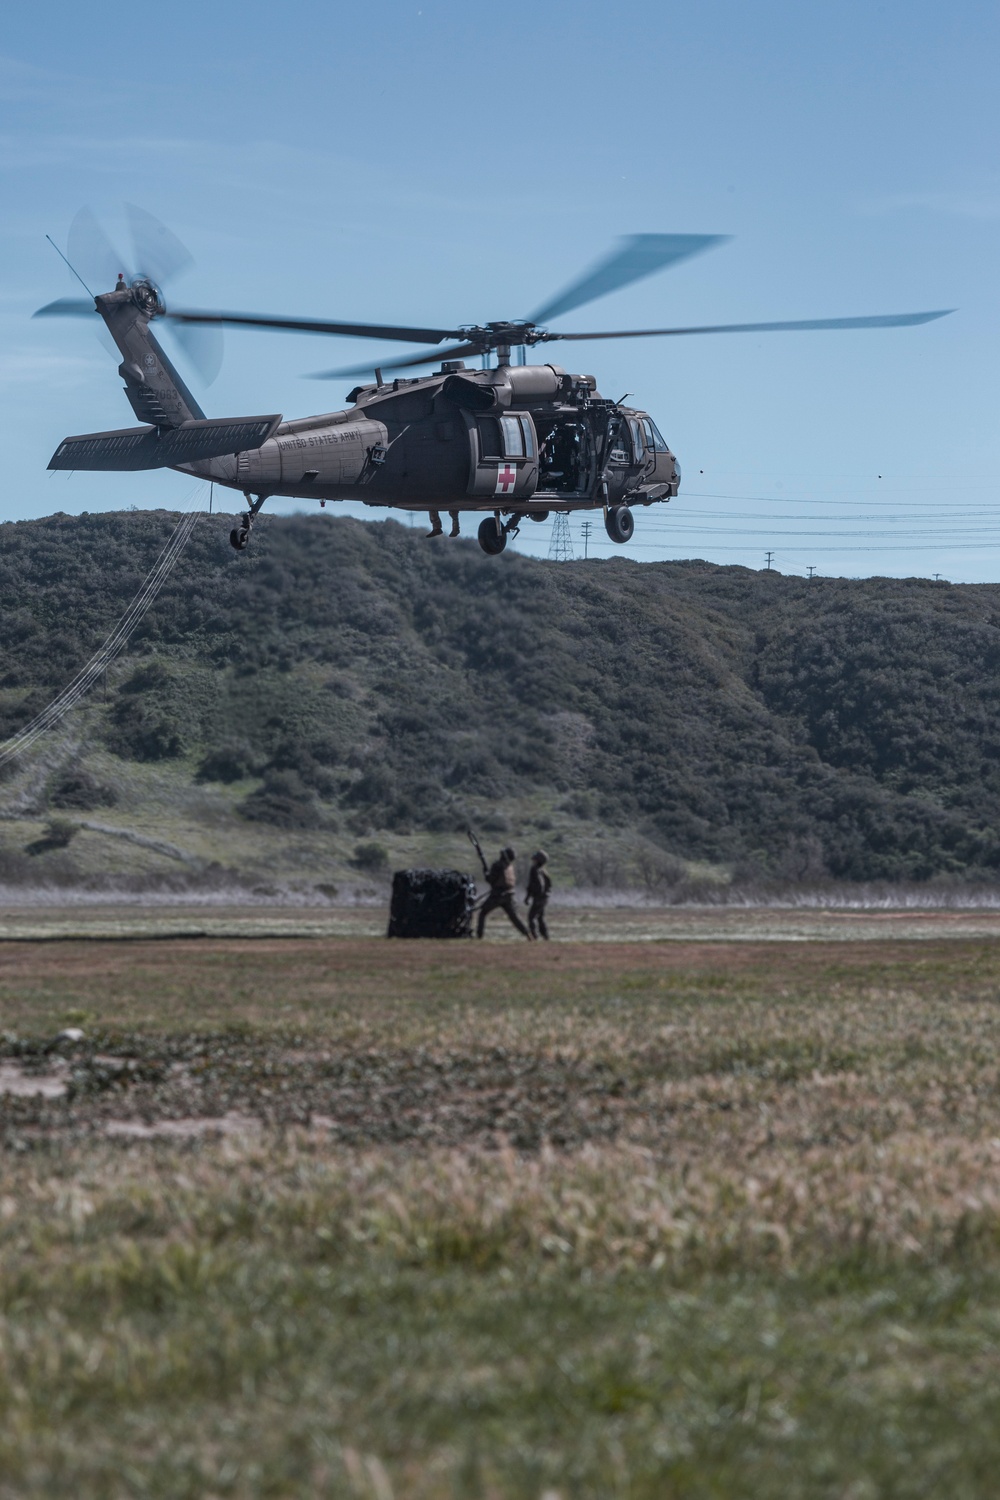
[126,203,194,287]
[169,320,224,385]
[67,207,127,297]
[33,298,97,318]
[529,233,728,325]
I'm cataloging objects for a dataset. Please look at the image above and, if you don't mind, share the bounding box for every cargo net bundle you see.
[387,869,477,939]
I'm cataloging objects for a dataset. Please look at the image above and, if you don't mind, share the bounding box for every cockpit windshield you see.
[642,417,670,453]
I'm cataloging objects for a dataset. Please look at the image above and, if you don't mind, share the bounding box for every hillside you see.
[2,508,1000,895]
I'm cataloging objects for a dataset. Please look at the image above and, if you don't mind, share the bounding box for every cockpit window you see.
[607,419,631,464]
[629,419,645,457]
[644,418,670,453]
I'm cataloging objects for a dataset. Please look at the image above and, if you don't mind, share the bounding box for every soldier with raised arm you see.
[468,834,532,940]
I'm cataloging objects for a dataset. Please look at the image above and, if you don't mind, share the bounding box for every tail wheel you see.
[478,517,507,556]
[229,527,250,551]
[605,505,634,544]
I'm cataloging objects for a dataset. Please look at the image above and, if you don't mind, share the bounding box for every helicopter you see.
[36,211,952,556]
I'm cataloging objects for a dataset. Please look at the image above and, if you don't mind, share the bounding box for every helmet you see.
[533,850,548,865]
[501,846,515,862]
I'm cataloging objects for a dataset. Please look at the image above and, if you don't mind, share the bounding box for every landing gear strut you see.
[230,492,268,551]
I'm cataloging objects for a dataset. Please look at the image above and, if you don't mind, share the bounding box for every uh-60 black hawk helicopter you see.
[37,209,952,555]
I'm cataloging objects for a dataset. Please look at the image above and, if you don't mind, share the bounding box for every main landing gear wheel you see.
[229,493,269,552]
[478,516,507,555]
[605,504,634,544]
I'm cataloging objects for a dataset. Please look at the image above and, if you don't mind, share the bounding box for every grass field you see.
[3,919,1000,1497]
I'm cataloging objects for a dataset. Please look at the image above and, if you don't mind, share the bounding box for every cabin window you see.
[500,415,525,458]
[479,414,536,462]
[477,417,502,459]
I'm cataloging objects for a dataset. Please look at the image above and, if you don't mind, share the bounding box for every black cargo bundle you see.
[387,868,477,939]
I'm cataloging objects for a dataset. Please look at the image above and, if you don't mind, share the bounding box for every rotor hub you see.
[459,320,541,353]
[130,277,165,318]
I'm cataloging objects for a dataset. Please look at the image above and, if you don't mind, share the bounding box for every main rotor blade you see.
[33,298,96,318]
[529,233,728,325]
[308,342,484,380]
[164,308,463,344]
[541,309,955,341]
[126,203,194,287]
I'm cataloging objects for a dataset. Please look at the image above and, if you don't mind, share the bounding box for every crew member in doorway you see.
[427,509,461,538]
[477,846,532,940]
[525,850,552,940]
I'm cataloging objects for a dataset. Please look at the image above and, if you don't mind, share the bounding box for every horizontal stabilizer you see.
[48,415,282,472]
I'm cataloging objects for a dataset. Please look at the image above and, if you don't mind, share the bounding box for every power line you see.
[680,498,1000,516]
[621,539,1000,554]
[632,534,1000,546]
[670,508,1000,522]
[0,504,201,769]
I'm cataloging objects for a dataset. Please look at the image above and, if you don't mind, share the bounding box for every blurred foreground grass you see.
[3,935,1000,1497]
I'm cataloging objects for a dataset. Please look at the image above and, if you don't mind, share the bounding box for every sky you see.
[2,0,997,579]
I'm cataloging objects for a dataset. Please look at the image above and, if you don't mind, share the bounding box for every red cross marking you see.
[495,463,517,496]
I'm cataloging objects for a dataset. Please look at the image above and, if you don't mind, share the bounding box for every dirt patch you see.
[104,1111,261,1140]
[0,1060,68,1098]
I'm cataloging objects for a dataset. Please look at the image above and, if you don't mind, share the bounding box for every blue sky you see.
[2,0,997,578]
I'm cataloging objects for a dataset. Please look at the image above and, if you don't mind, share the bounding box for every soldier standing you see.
[525,850,552,940]
[476,845,532,940]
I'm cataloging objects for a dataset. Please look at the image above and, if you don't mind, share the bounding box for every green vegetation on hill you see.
[2,508,1000,886]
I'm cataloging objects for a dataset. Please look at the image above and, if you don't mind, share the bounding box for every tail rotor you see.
[39,204,223,386]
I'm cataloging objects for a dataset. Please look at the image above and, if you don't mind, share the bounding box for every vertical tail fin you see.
[96,288,204,427]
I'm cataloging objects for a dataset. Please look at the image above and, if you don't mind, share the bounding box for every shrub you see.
[49,769,118,811]
[106,700,183,762]
[43,817,77,848]
[240,770,318,829]
[197,740,260,784]
[353,841,388,872]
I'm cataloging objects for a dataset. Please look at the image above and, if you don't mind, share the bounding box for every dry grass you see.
[4,933,1000,1495]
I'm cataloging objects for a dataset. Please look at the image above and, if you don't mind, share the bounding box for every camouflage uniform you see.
[525,850,552,940]
[477,846,531,939]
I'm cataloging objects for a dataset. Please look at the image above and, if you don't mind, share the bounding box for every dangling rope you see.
[0,505,202,769]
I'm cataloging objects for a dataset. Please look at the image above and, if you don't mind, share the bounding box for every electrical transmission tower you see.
[764,550,775,571]
[580,520,593,559]
[548,513,575,562]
